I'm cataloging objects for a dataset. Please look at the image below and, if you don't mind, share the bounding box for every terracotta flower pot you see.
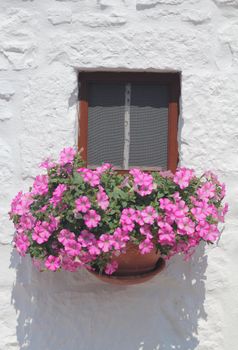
[89,243,165,285]
[113,242,161,276]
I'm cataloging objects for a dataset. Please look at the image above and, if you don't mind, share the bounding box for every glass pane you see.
[129,84,169,169]
[87,83,125,168]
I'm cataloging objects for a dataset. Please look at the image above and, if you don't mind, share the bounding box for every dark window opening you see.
[78,71,180,173]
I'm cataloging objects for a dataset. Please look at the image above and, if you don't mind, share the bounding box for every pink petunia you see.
[98,234,114,253]
[60,252,84,272]
[45,255,61,271]
[177,217,195,236]
[111,228,128,250]
[14,233,30,256]
[196,222,219,242]
[39,158,56,170]
[139,239,154,254]
[32,221,51,244]
[84,210,101,229]
[173,167,195,189]
[96,187,109,210]
[10,192,33,216]
[141,206,157,225]
[64,240,81,257]
[32,175,49,196]
[49,184,67,208]
[58,229,75,245]
[158,221,176,246]
[48,216,60,232]
[78,230,96,247]
[95,163,112,175]
[120,208,136,232]
[19,213,36,230]
[75,196,91,213]
[197,182,216,200]
[105,261,118,275]
[77,169,100,187]
[130,169,155,196]
[59,147,76,166]
[140,225,153,239]
[218,203,229,223]
[88,244,101,256]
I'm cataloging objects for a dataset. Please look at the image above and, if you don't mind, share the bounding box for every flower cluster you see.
[9,147,228,275]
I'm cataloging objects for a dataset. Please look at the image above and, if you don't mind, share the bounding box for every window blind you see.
[87,82,169,170]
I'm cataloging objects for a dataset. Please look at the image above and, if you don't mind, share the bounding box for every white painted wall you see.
[0,0,238,349]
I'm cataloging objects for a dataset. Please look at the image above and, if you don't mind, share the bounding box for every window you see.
[78,71,180,172]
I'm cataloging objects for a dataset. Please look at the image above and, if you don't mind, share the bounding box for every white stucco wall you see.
[0,0,238,349]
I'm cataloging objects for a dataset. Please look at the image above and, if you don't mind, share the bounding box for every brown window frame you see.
[78,71,180,173]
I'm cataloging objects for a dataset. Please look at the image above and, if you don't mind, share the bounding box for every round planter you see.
[89,243,165,285]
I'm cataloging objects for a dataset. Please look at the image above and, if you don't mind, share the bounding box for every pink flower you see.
[218,203,229,223]
[174,167,195,189]
[58,229,75,245]
[197,182,216,200]
[88,244,101,256]
[75,196,91,213]
[61,253,84,272]
[95,163,112,175]
[162,199,189,222]
[19,213,35,230]
[105,261,118,275]
[191,200,215,221]
[141,206,157,225]
[98,234,114,253]
[130,169,155,196]
[140,225,153,239]
[14,233,30,256]
[39,158,56,170]
[177,217,195,236]
[78,230,96,247]
[159,198,174,213]
[120,208,136,232]
[48,216,60,232]
[111,228,129,250]
[64,240,81,257]
[191,207,206,221]
[134,210,144,226]
[49,184,67,208]
[45,255,61,271]
[59,147,76,166]
[196,222,219,242]
[158,222,175,246]
[32,222,51,244]
[96,187,109,210]
[77,169,100,187]
[158,233,176,246]
[139,239,154,254]
[10,192,33,216]
[84,209,101,228]
[32,175,49,196]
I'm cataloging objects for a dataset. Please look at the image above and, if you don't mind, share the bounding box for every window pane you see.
[87,83,125,168]
[129,84,169,169]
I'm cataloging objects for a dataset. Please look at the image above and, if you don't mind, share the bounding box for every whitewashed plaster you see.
[0,0,238,349]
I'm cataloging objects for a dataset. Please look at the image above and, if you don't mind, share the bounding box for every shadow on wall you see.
[11,245,207,350]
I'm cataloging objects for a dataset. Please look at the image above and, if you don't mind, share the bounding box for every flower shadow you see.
[11,244,207,350]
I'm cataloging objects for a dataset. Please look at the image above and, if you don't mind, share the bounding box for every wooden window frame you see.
[78,71,180,173]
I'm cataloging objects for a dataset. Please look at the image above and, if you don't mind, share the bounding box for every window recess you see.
[78,72,180,173]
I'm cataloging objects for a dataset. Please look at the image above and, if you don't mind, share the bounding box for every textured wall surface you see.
[0,0,238,349]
